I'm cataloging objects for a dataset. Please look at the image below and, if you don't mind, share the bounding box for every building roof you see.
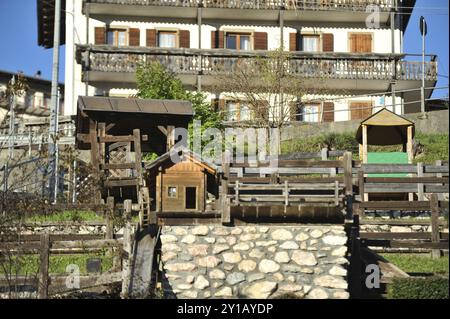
[37,0,66,48]
[145,147,217,174]
[77,96,193,116]
[356,108,415,146]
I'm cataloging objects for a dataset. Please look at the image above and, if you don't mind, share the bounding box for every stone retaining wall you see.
[160,225,349,299]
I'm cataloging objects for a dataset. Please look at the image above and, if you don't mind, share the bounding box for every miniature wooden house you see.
[145,150,218,213]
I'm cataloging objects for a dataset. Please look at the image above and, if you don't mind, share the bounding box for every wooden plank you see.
[364,177,449,184]
[0,234,103,242]
[280,177,344,184]
[364,184,448,193]
[358,170,365,203]
[360,232,449,240]
[99,135,134,143]
[133,129,143,186]
[49,272,123,295]
[221,151,231,224]
[361,239,449,250]
[106,196,114,240]
[361,219,447,226]
[121,223,134,298]
[101,163,137,170]
[105,179,139,188]
[359,201,431,210]
[38,234,50,299]
[51,239,122,250]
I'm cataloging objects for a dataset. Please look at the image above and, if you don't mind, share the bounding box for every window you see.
[302,104,320,123]
[158,31,177,48]
[107,29,127,46]
[225,101,252,121]
[226,101,239,121]
[167,186,178,198]
[302,35,320,52]
[349,33,373,53]
[225,33,251,51]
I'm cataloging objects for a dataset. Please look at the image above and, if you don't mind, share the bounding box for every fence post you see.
[106,196,115,240]
[38,233,50,299]
[121,223,134,299]
[221,150,231,224]
[350,214,362,299]
[430,194,441,259]
[343,152,354,220]
[417,162,424,201]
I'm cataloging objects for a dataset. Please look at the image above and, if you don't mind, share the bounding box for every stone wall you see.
[160,225,349,299]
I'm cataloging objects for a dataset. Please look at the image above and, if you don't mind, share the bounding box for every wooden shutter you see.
[350,102,372,120]
[350,34,372,53]
[323,102,335,122]
[179,30,190,48]
[212,99,226,112]
[146,29,157,47]
[254,32,268,50]
[129,28,140,46]
[322,33,334,52]
[211,31,224,49]
[290,102,300,121]
[95,27,106,45]
[289,32,298,51]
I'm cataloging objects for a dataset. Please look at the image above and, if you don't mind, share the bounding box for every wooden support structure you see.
[221,151,231,224]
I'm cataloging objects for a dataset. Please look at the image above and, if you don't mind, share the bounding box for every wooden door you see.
[349,34,373,53]
[350,102,373,120]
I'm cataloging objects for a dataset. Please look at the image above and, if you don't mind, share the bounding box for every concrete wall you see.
[160,225,349,299]
[281,110,450,141]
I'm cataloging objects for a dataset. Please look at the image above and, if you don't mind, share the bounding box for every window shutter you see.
[350,34,372,53]
[212,99,226,111]
[179,30,190,48]
[94,27,106,45]
[211,31,224,49]
[323,102,335,122]
[254,32,268,50]
[289,33,297,51]
[322,33,334,52]
[129,28,140,46]
[146,29,157,47]
[290,102,300,121]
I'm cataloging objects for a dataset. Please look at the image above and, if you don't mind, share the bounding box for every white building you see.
[46,0,437,123]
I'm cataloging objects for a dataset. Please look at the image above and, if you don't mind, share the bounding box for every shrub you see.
[387,277,449,299]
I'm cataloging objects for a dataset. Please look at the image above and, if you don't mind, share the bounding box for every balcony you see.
[76,45,437,93]
[84,0,395,25]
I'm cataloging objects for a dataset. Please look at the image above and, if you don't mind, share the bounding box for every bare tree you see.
[216,47,328,130]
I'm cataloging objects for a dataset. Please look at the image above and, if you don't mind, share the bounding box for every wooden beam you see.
[407,125,413,164]
[430,194,442,259]
[362,125,368,164]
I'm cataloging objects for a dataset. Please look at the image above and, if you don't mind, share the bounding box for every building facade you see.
[61,0,437,123]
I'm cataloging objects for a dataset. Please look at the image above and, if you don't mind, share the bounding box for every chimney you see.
[35,70,42,78]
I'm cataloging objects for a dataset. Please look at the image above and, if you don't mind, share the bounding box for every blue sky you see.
[0,0,448,97]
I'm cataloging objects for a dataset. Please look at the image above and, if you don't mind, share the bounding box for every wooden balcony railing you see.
[77,45,438,82]
[86,0,394,12]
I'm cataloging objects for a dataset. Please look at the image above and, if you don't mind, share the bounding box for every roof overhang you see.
[37,0,66,48]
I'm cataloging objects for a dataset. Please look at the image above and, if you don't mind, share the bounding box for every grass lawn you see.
[381,253,449,274]
[25,210,103,223]
[0,254,114,276]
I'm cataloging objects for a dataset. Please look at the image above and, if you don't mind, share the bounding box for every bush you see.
[388,277,449,299]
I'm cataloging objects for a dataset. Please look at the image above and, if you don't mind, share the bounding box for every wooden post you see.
[124,199,132,220]
[121,223,134,299]
[358,144,363,161]
[89,120,101,204]
[38,234,50,299]
[417,162,424,201]
[235,180,240,206]
[221,151,231,224]
[133,129,143,187]
[358,170,365,203]
[430,194,441,259]
[284,180,289,207]
[350,214,362,299]
[334,180,340,207]
[106,196,115,240]
[321,148,328,161]
[407,125,413,164]
[343,152,353,196]
[435,160,444,200]
[362,125,368,164]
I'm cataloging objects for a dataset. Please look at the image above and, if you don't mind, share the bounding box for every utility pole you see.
[8,76,16,160]
[420,16,427,114]
[48,0,62,201]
